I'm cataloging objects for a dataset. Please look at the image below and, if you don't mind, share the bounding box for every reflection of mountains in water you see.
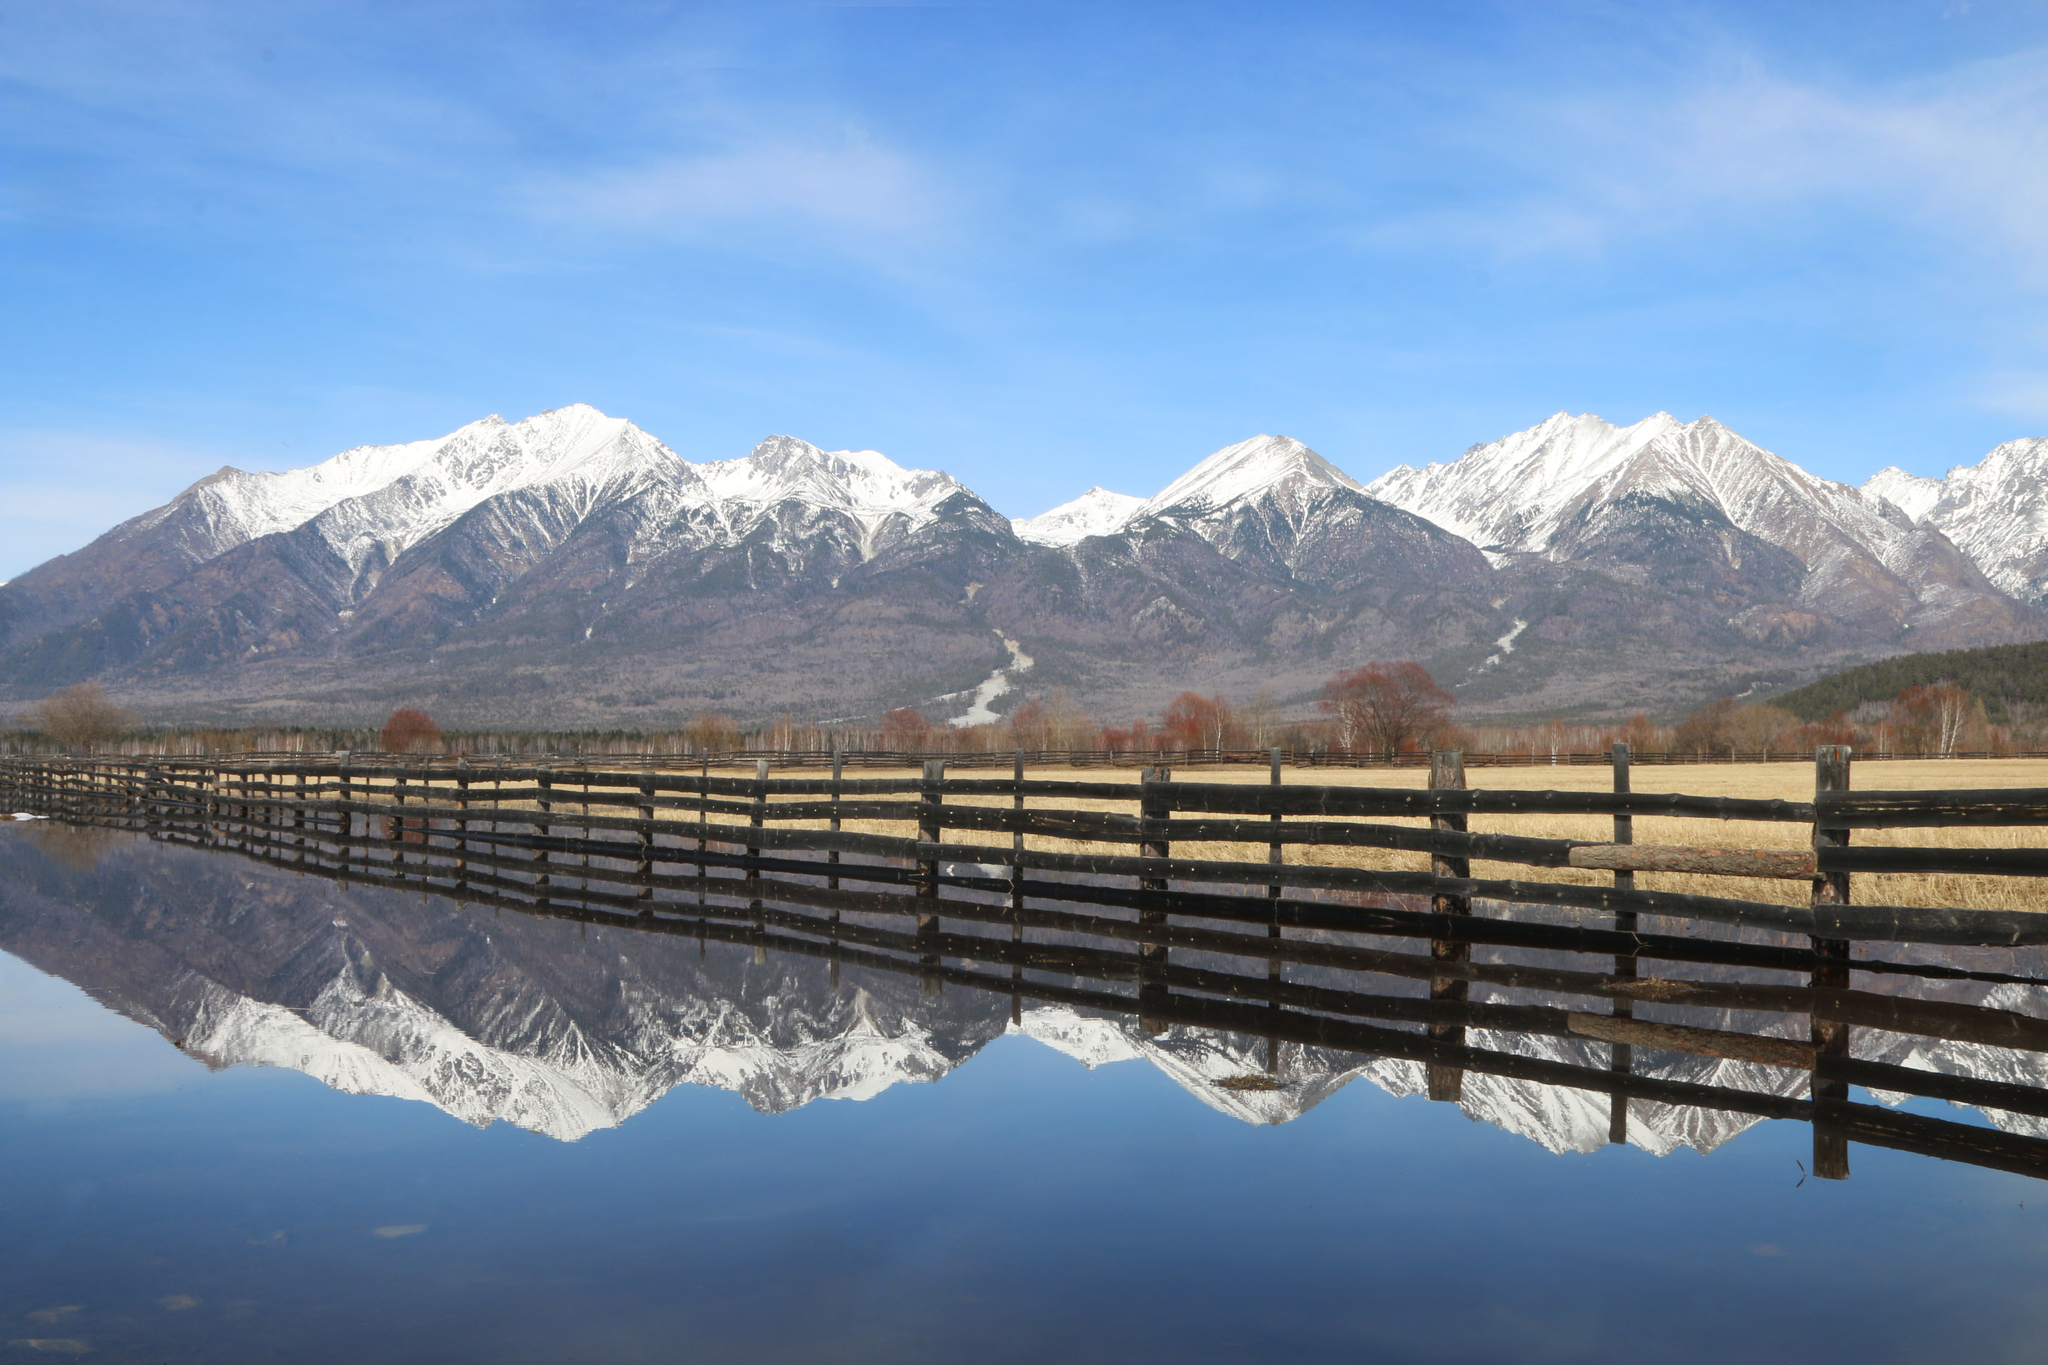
[5,824,2048,1157]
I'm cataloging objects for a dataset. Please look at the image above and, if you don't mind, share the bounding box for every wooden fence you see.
[13,747,2048,1184]
[7,744,2048,946]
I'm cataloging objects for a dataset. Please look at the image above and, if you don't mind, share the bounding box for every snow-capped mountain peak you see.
[1363,410,1738,551]
[699,435,964,535]
[1011,486,1145,545]
[1864,436,2048,605]
[1864,467,1944,523]
[1368,409,1911,567]
[102,410,979,594]
[1139,434,1362,519]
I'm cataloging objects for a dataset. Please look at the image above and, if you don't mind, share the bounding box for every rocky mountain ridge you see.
[1,406,2042,724]
[1865,436,2048,610]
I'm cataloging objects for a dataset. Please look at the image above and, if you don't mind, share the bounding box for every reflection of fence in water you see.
[12,750,2048,1183]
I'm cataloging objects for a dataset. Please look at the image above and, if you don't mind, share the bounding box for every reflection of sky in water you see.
[8,831,2048,1360]
[4,956,2048,1362]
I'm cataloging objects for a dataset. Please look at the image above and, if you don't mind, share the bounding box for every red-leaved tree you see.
[1320,662,1453,757]
[1892,683,1972,756]
[880,707,932,750]
[380,708,441,754]
[1160,692,1231,753]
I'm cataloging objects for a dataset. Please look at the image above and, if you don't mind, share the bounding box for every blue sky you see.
[5,0,2048,578]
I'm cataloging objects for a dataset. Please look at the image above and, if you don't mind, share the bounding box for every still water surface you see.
[3,822,2047,1363]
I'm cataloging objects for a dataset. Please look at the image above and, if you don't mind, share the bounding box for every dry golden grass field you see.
[485,757,2048,915]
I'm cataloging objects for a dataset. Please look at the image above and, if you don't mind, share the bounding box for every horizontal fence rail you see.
[12,772,2048,1185]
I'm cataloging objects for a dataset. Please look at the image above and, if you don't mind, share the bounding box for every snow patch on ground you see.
[939,632,1036,726]
[1476,618,1527,671]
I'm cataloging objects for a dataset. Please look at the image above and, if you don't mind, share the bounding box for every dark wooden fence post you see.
[335,755,352,873]
[1812,743,1853,1181]
[1609,741,1636,1145]
[696,756,709,907]
[749,759,768,948]
[1267,745,1284,959]
[535,767,553,900]
[828,747,843,893]
[636,770,656,913]
[918,758,945,895]
[918,759,944,994]
[1011,748,1026,1023]
[1427,750,1470,1103]
[1138,764,1172,1032]
[453,758,470,897]
[1267,746,1284,1071]
[826,746,844,982]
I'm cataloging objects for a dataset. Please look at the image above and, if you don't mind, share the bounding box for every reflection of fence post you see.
[1427,750,1470,1103]
[1811,744,1853,1181]
[1609,741,1636,1145]
[1138,764,1171,1032]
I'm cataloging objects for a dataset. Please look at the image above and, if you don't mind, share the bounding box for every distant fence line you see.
[5,743,2048,766]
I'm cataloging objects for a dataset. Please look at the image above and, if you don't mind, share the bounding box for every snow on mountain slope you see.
[1864,437,2048,605]
[699,435,968,554]
[1017,436,1358,545]
[98,409,975,588]
[1011,487,1145,545]
[1365,411,1907,567]
[1138,434,1363,519]
[1364,411,2033,640]
[1865,466,1945,523]
[298,406,694,588]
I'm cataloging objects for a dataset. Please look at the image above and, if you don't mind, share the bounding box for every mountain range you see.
[17,823,2042,1155]
[2,404,2043,727]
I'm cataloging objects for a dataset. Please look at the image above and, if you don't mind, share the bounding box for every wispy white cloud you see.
[1365,45,2048,277]
[523,127,955,268]
[1975,371,2048,422]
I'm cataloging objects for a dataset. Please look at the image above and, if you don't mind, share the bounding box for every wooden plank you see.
[1823,846,2048,877]
[1568,844,1817,878]
[1566,1012,1815,1069]
[1819,789,2048,828]
[1815,1098,2048,1181]
[1151,782,1817,823]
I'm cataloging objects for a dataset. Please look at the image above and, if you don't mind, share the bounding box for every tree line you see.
[7,667,2038,760]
